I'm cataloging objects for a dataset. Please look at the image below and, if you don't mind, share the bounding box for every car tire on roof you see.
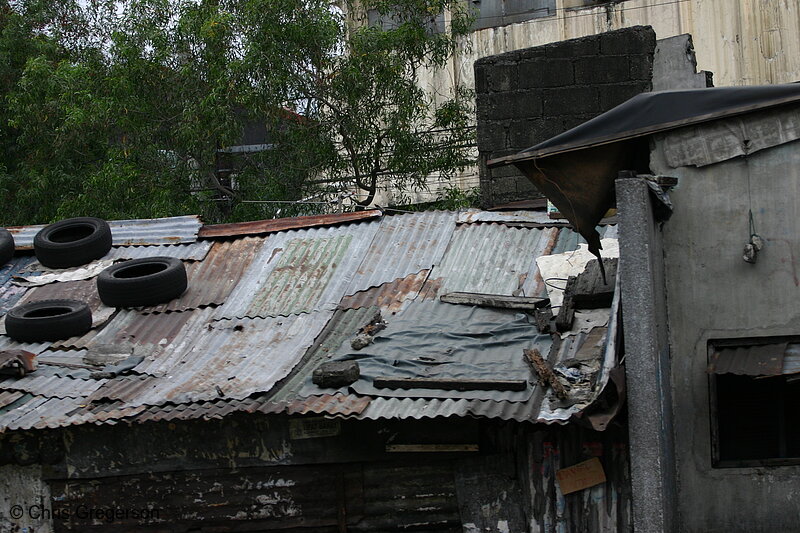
[0,228,14,267]
[5,299,92,342]
[97,256,187,308]
[33,217,112,269]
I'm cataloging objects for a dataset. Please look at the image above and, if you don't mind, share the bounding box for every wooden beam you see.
[523,348,568,399]
[440,292,549,311]
[373,377,528,391]
[386,444,479,453]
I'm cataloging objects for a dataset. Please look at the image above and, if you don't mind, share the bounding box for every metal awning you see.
[707,342,800,376]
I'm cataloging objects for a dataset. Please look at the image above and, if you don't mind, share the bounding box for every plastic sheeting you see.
[301,300,550,401]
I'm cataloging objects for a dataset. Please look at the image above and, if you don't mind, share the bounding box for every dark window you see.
[471,0,555,31]
[563,0,630,9]
[709,339,800,467]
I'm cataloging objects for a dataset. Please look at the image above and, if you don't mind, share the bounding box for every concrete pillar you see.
[616,175,677,533]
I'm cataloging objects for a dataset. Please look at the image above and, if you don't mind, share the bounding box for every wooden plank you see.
[373,377,527,392]
[556,457,607,495]
[386,444,479,453]
[440,292,549,311]
[523,348,568,399]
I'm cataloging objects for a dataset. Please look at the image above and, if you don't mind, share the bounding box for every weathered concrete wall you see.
[475,27,655,207]
[651,127,800,531]
[422,0,800,107]
[0,464,52,533]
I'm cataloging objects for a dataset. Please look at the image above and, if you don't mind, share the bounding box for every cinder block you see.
[545,35,600,59]
[629,55,654,81]
[509,118,543,149]
[574,55,631,84]
[543,86,599,116]
[487,63,518,92]
[600,26,656,56]
[599,82,648,109]
[476,121,508,152]
[474,62,489,94]
[520,59,575,88]
[509,90,544,118]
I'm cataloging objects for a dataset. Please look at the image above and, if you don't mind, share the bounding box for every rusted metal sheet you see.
[103,241,213,261]
[91,311,332,407]
[199,209,382,238]
[72,307,204,352]
[339,270,428,313]
[8,215,202,249]
[0,389,24,409]
[216,222,380,319]
[708,343,787,376]
[345,211,455,295]
[140,238,264,313]
[0,366,106,399]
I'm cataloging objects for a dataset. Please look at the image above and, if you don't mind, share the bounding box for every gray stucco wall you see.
[651,131,800,532]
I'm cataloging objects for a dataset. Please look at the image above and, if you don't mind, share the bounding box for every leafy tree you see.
[0,0,475,225]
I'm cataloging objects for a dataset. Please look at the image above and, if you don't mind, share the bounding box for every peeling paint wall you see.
[0,464,52,533]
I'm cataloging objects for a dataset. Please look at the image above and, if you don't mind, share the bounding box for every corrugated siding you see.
[8,215,201,249]
[345,211,456,295]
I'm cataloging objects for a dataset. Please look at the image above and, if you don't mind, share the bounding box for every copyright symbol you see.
[10,505,24,519]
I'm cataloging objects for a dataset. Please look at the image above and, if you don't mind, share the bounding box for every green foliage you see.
[0,0,475,225]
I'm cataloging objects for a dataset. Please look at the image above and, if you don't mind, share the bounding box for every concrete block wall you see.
[475,26,656,207]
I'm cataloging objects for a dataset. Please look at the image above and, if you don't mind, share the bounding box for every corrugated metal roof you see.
[216,222,380,319]
[90,310,333,407]
[140,238,264,313]
[103,241,213,261]
[0,256,33,316]
[0,366,106,399]
[456,209,558,225]
[15,279,116,349]
[198,210,381,238]
[433,223,561,297]
[8,215,201,249]
[339,271,428,313]
[0,210,620,431]
[345,211,456,295]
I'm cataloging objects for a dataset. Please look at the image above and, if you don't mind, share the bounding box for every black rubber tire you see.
[5,299,92,342]
[97,257,188,307]
[0,228,14,267]
[33,217,112,269]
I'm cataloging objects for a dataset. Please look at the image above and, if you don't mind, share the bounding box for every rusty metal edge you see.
[198,210,383,238]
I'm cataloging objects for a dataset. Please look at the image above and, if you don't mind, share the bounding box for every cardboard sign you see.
[556,457,606,495]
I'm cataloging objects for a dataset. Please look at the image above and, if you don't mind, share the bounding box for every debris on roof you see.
[0,209,622,431]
